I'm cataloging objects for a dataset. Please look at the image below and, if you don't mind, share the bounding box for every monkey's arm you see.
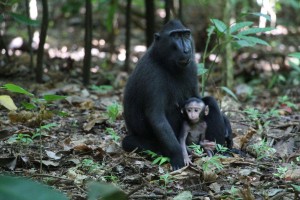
[180,122,192,166]
[198,122,215,157]
[146,105,184,170]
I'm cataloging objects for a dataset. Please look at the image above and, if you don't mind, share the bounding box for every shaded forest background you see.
[0,0,300,199]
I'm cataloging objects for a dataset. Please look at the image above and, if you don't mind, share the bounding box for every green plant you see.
[188,143,204,155]
[103,174,119,183]
[287,52,300,85]
[159,173,173,188]
[105,128,120,142]
[0,175,68,200]
[221,186,242,200]
[8,133,33,145]
[81,159,103,173]
[296,156,300,163]
[251,139,276,160]
[1,83,66,114]
[202,155,225,172]
[244,108,261,121]
[106,102,122,123]
[274,166,288,179]
[2,84,66,172]
[277,95,298,110]
[244,107,279,134]
[200,15,273,93]
[144,150,170,166]
[216,144,228,153]
[0,2,40,26]
[90,85,113,94]
[0,175,127,200]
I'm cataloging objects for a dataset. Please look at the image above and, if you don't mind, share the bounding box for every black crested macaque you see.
[180,97,215,166]
[122,20,200,170]
[202,96,233,149]
[122,20,233,170]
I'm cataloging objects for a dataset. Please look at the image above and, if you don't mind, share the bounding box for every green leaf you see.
[237,35,270,46]
[43,94,66,102]
[9,12,39,26]
[291,184,300,192]
[40,123,58,130]
[21,102,37,110]
[250,12,271,21]
[2,84,34,96]
[220,86,238,101]
[159,157,170,165]
[237,27,274,35]
[0,95,17,110]
[210,18,227,33]
[152,157,161,165]
[90,85,113,94]
[207,26,215,37]
[236,39,255,47]
[144,150,157,158]
[288,52,300,59]
[197,63,208,76]
[87,181,127,200]
[0,175,68,200]
[230,21,253,33]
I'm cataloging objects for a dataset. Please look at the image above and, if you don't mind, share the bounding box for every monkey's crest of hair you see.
[160,20,190,35]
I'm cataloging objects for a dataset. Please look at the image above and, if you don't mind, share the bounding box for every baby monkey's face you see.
[185,101,205,123]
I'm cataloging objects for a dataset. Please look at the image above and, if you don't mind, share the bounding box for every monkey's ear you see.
[205,105,209,116]
[154,33,160,41]
[180,109,184,114]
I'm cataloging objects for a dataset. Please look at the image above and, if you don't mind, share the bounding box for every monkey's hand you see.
[170,151,185,171]
[200,140,216,151]
[183,152,192,166]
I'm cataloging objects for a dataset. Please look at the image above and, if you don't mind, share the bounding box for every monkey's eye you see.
[194,109,199,112]
[183,32,190,38]
[172,32,180,39]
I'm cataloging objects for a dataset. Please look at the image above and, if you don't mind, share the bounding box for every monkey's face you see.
[185,102,204,124]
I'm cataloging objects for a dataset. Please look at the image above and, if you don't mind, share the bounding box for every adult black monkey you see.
[122,20,200,170]
[122,20,232,170]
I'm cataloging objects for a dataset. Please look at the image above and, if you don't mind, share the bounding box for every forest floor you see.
[0,58,300,200]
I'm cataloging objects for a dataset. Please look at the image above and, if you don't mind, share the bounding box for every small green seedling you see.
[251,139,276,160]
[274,166,288,179]
[106,102,122,122]
[105,128,120,142]
[81,159,103,173]
[159,173,173,188]
[202,155,224,173]
[144,150,170,166]
[188,143,204,155]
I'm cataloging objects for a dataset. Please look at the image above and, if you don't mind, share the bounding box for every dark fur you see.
[122,20,233,169]
[122,20,199,170]
[202,96,233,149]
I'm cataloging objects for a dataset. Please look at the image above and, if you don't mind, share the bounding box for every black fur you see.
[122,20,199,170]
[202,96,233,149]
[122,20,233,169]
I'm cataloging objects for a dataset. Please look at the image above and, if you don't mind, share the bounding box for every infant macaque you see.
[180,97,215,166]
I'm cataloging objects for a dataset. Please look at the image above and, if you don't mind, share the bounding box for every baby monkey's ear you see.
[205,105,209,116]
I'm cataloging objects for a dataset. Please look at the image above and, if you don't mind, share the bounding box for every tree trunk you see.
[83,0,92,86]
[124,0,132,72]
[36,0,48,83]
[145,0,155,47]
[25,0,33,70]
[164,0,171,23]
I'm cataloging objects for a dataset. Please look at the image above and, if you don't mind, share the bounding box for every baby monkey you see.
[180,97,215,166]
